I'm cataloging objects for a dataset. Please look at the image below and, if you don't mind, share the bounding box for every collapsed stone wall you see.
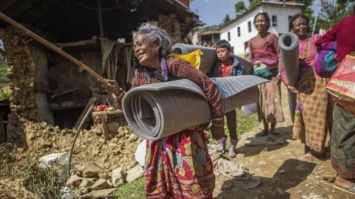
[0,27,37,145]
[0,26,141,172]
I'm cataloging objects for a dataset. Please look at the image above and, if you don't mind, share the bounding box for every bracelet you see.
[113,88,125,101]
[212,117,223,122]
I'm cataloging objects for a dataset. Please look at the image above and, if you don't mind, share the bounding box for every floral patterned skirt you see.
[292,70,331,152]
[144,129,215,199]
[259,76,284,123]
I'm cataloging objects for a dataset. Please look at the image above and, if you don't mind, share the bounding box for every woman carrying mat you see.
[248,12,284,141]
[280,13,332,161]
[100,21,225,199]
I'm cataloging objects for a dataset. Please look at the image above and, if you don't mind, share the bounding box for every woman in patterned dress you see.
[101,21,225,199]
[248,12,285,140]
[280,13,332,161]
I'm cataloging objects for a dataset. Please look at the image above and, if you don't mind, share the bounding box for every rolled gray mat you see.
[172,43,217,74]
[122,75,269,141]
[279,32,299,122]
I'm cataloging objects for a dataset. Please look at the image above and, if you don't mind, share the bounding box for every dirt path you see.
[212,85,354,199]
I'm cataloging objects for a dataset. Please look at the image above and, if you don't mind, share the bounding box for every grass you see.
[0,62,10,100]
[113,109,259,199]
[0,144,65,199]
[113,177,145,199]
[0,62,8,87]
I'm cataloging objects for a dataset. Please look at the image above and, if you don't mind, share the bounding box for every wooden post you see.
[0,11,106,83]
[0,112,5,143]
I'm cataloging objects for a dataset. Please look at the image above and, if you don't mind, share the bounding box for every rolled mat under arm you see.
[122,75,269,141]
[279,32,300,122]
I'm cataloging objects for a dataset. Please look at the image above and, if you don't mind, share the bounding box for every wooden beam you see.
[0,11,106,83]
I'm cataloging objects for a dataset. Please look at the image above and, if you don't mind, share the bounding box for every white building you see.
[219,1,303,56]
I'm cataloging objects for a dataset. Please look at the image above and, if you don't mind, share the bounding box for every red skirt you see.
[144,129,215,199]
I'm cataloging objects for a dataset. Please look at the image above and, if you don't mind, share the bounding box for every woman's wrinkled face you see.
[216,47,231,63]
[133,34,159,67]
[291,17,308,39]
[255,15,268,33]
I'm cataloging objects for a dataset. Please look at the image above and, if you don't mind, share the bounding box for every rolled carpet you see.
[279,32,299,122]
[122,75,269,141]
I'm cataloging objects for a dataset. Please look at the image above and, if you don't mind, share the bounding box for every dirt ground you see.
[212,85,354,199]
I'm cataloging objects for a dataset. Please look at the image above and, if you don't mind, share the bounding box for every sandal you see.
[333,183,355,195]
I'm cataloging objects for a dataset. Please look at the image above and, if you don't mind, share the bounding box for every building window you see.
[272,15,278,27]
[237,27,241,37]
[228,32,231,41]
[248,21,252,32]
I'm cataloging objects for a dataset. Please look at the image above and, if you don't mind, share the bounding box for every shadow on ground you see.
[237,126,293,157]
[216,158,317,199]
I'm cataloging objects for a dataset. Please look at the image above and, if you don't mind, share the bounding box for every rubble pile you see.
[0,26,144,198]
[0,27,37,144]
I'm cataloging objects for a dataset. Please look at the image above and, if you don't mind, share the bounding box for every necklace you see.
[299,38,310,60]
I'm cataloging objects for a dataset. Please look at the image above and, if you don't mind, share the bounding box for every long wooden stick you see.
[0,11,106,82]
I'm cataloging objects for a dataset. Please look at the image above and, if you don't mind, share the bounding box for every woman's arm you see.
[315,22,341,48]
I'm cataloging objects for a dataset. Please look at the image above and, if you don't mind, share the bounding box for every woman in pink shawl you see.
[279,13,332,161]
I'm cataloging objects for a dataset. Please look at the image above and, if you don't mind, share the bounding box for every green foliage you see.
[223,14,231,24]
[316,0,353,30]
[0,62,8,87]
[249,0,262,9]
[114,177,145,199]
[23,165,64,199]
[199,25,220,33]
[236,109,259,137]
[235,1,247,16]
[302,0,315,17]
[0,91,10,100]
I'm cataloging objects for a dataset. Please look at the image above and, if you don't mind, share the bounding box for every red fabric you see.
[315,14,355,62]
[216,59,233,77]
[131,56,221,199]
[144,129,215,199]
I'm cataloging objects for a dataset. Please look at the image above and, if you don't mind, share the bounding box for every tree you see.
[235,1,247,16]
[223,14,231,24]
[248,0,262,9]
[316,0,353,30]
[301,0,315,17]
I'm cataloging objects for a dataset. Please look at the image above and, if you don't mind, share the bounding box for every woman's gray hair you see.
[132,21,173,57]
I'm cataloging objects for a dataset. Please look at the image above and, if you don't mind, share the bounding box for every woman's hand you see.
[287,85,299,94]
[99,79,122,96]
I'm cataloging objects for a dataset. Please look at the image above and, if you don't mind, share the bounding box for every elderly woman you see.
[101,22,224,199]
[248,12,284,140]
[280,13,332,161]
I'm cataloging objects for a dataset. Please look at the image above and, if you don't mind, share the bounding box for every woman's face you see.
[291,17,308,39]
[254,14,269,33]
[133,34,159,67]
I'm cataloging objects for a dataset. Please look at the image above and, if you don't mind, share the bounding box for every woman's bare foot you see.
[333,176,355,195]
[299,152,314,162]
